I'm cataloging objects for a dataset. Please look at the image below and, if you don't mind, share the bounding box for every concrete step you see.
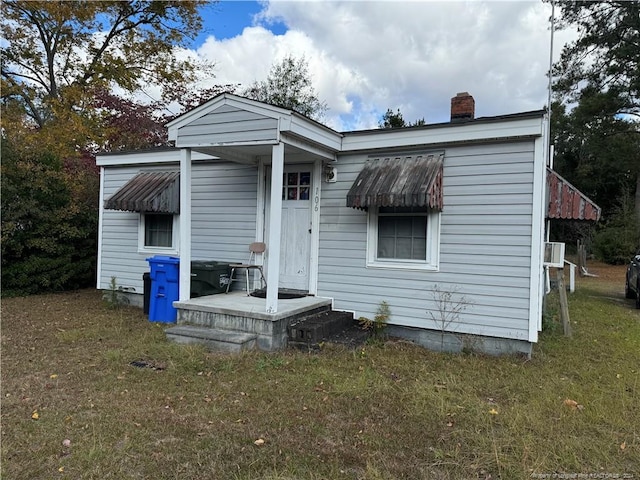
[288,310,356,345]
[165,325,257,353]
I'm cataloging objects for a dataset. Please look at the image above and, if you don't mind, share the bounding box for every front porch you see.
[165,93,343,318]
[167,292,336,352]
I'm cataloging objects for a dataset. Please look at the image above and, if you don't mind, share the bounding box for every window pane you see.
[412,238,427,260]
[376,208,428,261]
[300,172,311,185]
[300,186,310,200]
[378,237,395,259]
[287,187,298,200]
[287,172,299,186]
[145,214,173,247]
[395,218,413,237]
[378,217,395,236]
[412,216,427,235]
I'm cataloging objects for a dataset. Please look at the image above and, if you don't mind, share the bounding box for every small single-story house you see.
[96,92,599,356]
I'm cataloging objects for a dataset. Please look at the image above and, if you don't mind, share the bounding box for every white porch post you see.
[266,142,284,313]
[179,148,192,301]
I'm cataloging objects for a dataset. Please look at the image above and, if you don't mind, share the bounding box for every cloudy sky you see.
[179,1,575,131]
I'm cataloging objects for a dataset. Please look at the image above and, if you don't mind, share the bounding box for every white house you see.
[96,92,599,356]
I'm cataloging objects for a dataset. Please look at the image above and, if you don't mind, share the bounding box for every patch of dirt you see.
[578,260,626,282]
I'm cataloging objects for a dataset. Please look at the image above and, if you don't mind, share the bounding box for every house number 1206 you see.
[314,187,320,212]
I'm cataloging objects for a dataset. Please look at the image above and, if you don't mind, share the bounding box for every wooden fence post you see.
[556,268,572,338]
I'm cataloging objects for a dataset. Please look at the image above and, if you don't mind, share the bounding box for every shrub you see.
[592,191,638,264]
[1,141,98,296]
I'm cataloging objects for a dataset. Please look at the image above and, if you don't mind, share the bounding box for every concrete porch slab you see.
[171,292,334,351]
[173,292,332,321]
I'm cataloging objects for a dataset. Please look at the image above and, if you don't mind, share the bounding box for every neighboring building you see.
[97,92,599,356]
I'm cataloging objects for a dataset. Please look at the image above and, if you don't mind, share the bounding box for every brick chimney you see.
[450,92,475,122]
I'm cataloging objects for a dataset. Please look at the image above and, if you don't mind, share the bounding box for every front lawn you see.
[1,263,638,479]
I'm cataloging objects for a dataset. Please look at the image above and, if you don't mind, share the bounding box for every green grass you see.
[1,271,638,479]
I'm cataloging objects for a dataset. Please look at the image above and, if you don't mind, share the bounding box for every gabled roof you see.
[165,93,342,161]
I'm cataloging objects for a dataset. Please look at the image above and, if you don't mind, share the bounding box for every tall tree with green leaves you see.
[243,55,328,121]
[552,0,640,248]
[553,1,639,119]
[379,108,425,128]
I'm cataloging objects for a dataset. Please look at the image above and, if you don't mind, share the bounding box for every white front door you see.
[266,166,312,291]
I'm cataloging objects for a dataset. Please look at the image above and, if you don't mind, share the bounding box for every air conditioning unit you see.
[544,242,565,268]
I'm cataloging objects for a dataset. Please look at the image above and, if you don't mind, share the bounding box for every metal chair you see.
[225,242,267,295]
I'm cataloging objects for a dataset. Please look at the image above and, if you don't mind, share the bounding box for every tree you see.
[0,1,222,295]
[551,94,640,216]
[243,55,327,121]
[551,91,640,261]
[551,0,640,258]
[552,1,640,119]
[1,0,210,157]
[379,109,406,128]
[379,108,425,128]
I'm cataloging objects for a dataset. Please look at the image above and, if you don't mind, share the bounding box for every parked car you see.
[625,252,640,308]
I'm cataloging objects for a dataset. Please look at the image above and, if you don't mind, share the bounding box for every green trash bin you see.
[190,261,231,297]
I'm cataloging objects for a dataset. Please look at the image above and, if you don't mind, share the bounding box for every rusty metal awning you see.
[104,171,180,214]
[346,152,444,210]
[546,168,600,221]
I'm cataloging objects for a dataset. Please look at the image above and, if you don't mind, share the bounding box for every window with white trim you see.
[139,213,179,253]
[367,206,440,270]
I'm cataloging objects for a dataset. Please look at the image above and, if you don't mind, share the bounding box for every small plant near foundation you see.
[359,300,390,344]
[428,285,471,351]
[105,276,130,309]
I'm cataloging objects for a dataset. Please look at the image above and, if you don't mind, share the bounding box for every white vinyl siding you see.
[99,161,258,294]
[317,141,536,342]
[175,104,278,146]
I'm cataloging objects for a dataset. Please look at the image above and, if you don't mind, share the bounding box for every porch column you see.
[179,148,192,301]
[265,142,284,313]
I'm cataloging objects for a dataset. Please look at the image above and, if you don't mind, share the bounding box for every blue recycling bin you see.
[147,256,180,323]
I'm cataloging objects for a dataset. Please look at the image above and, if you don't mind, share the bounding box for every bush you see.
[592,192,639,264]
[1,141,98,296]
[593,227,637,264]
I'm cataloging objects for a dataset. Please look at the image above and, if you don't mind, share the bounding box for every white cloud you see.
[193,1,576,131]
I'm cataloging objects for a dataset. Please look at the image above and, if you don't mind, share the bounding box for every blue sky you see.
[169,1,576,131]
[195,1,286,43]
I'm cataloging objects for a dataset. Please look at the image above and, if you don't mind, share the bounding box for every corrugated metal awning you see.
[104,171,180,214]
[346,152,444,210]
[546,168,600,221]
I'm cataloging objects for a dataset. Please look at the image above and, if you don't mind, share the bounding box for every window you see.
[139,213,178,253]
[282,171,311,201]
[367,207,440,270]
